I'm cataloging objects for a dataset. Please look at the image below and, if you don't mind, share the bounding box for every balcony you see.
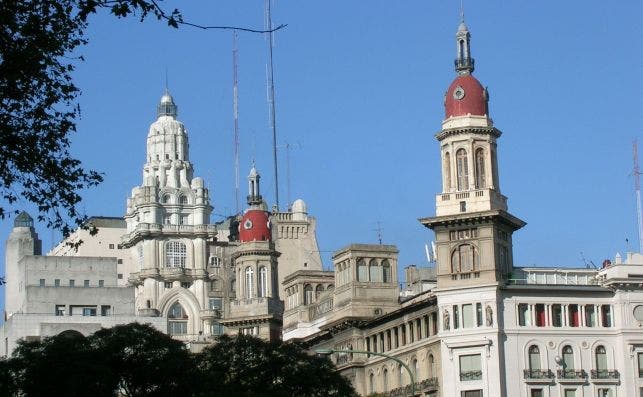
[388,378,438,397]
[523,369,554,383]
[460,370,482,381]
[591,369,620,384]
[557,369,586,383]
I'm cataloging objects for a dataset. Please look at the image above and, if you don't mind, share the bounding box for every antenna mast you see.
[634,140,642,253]
[265,0,279,210]
[232,30,240,214]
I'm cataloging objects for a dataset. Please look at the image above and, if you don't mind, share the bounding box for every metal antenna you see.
[265,0,279,210]
[374,221,383,245]
[232,30,240,214]
[460,0,465,23]
[276,141,302,209]
[634,140,643,252]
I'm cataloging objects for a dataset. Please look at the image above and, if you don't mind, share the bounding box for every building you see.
[284,19,643,397]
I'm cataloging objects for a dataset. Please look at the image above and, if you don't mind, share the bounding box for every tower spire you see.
[455,15,474,75]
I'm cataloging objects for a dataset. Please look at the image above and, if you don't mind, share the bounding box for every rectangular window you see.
[101,305,111,316]
[379,334,384,352]
[366,338,371,352]
[460,201,466,212]
[208,298,222,310]
[54,279,60,287]
[462,304,473,328]
[69,279,75,287]
[585,305,596,327]
[82,307,97,316]
[401,326,406,346]
[83,280,90,287]
[568,304,579,327]
[164,281,173,289]
[518,304,529,326]
[39,278,45,287]
[459,354,482,381]
[98,280,104,287]
[601,305,612,327]
[109,243,115,249]
[181,281,192,289]
[393,327,399,348]
[461,391,482,397]
[416,319,422,339]
[211,322,224,336]
[530,390,543,397]
[55,305,65,316]
[535,304,545,327]
[476,303,483,326]
[453,305,460,329]
[409,323,415,343]
[117,273,123,279]
[552,304,562,327]
[638,353,643,378]
[117,259,123,264]
[597,388,612,397]
[564,390,576,397]
[432,312,438,334]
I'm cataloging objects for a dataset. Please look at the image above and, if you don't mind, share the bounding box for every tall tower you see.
[223,164,283,341]
[419,20,525,397]
[4,212,41,319]
[121,91,216,336]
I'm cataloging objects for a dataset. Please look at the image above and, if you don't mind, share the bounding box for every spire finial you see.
[164,67,168,91]
[460,0,465,24]
[454,8,474,75]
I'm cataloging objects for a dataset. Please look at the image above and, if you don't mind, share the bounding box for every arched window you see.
[369,259,381,282]
[428,354,435,377]
[412,358,418,379]
[398,364,404,386]
[161,194,170,204]
[444,152,451,191]
[230,278,236,295]
[368,372,375,394]
[315,284,324,300]
[357,259,367,281]
[451,244,478,273]
[167,302,188,335]
[258,267,268,298]
[595,345,607,373]
[304,284,313,305]
[165,241,186,268]
[383,368,389,392]
[562,345,574,370]
[179,195,188,204]
[382,260,391,283]
[456,149,469,191]
[475,148,486,189]
[244,267,254,299]
[528,345,541,371]
[327,284,334,292]
[459,39,465,59]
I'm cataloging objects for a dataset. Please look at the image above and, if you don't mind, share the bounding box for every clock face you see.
[243,219,253,230]
[453,86,465,100]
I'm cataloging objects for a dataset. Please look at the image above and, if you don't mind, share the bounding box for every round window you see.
[633,305,643,321]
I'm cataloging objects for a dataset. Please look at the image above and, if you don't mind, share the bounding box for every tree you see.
[0,0,284,236]
[195,334,357,397]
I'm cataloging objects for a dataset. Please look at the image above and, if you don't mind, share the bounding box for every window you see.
[601,305,612,327]
[451,244,478,273]
[84,280,90,287]
[453,305,460,329]
[167,302,188,335]
[315,284,324,300]
[528,345,541,371]
[456,148,469,190]
[179,195,188,204]
[398,364,404,386]
[535,304,545,327]
[428,354,435,377]
[211,322,224,336]
[474,148,486,189]
[462,304,473,328]
[476,303,483,326]
[69,279,75,287]
[39,279,45,287]
[459,354,482,381]
[518,304,529,326]
[597,389,612,397]
[595,345,607,373]
[54,279,60,287]
[357,259,367,281]
[382,260,391,282]
[208,298,222,310]
[98,280,104,287]
[461,392,482,397]
[164,281,173,289]
[564,390,576,397]
[55,305,65,316]
[552,304,562,327]
[585,305,596,327]
[444,152,451,190]
[109,243,115,249]
[368,372,374,394]
[165,241,187,267]
[83,307,97,316]
[259,267,268,298]
[369,259,381,282]
[163,214,171,225]
[117,259,123,264]
[304,284,313,305]
[460,201,467,212]
[568,304,579,327]
[101,305,111,316]
[180,281,192,289]
[180,215,189,225]
[638,352,643,377]
[530,390,543,397]
[412,358,418,379]
[117,273,123,279]
[562,345,574,369]
[383,368,388,392]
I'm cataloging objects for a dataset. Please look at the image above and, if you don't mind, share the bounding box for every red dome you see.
[444,75,488,118]
[239,210,271,243]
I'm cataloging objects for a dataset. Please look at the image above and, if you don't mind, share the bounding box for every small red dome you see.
[239,210,271,243]
[444,75,488,118]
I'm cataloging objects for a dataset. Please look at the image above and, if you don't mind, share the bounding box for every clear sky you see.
[1,1,642,310]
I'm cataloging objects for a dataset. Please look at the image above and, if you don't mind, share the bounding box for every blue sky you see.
[1,1,642,308]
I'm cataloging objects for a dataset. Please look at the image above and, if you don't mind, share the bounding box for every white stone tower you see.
[121,91,217,337]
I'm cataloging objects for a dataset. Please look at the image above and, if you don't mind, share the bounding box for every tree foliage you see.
[1,323,356,397]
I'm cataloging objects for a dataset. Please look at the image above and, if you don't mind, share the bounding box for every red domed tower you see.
[239,165,271,243]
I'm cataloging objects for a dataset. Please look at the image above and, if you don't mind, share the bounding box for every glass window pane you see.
[462,304,473,328]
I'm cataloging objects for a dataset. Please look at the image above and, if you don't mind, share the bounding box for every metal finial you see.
[460,0,465,23]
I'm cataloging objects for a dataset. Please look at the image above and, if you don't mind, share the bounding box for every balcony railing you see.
[591,369,619,380]
[387,378,438,397]
[523,369,554,379]
[460,370,482,381]
[557,369,586,380]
